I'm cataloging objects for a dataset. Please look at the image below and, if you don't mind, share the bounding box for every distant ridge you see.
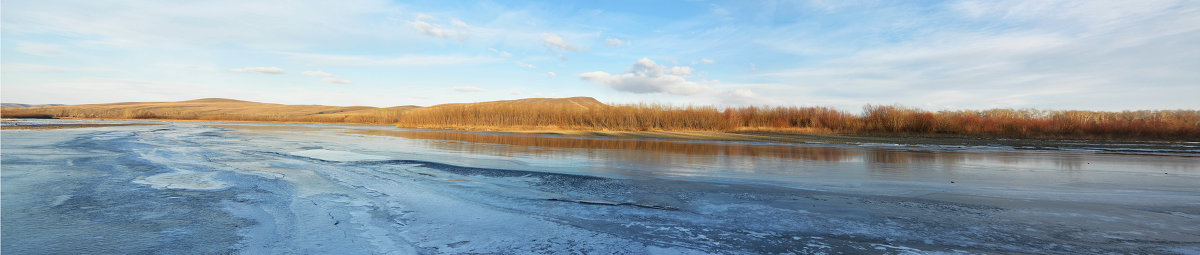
[0,97,606,125]
[0,98,403,123]
[180,98,254,103]
[1,103,65,108]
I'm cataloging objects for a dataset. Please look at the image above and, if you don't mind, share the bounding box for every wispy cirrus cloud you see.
[488,48,513,58]
[301,71,333,77]
[231,67,285,74]
[542,33,582,52]
[452,86,487,92]
[322,77,350,84]
[283,52,498,67]
[302,70,350,84]
[14,42,67,56]
[741,0,1200,110]
[1,1,402,51]
[604,38,630,47]
[408,14,469,40]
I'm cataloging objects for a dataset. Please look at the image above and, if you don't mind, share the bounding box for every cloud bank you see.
[579,58,707,95]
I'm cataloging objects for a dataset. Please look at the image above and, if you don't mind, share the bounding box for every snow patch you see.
[290,149,390,162]
[134,170,229,190]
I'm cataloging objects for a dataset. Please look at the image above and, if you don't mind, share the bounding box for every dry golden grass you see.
[1,123,161,130]
[394,101,1200,141]
[1,98,418,124]
[4,97,1197,140]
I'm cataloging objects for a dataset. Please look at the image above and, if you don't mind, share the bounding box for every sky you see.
[2,0,1198,112]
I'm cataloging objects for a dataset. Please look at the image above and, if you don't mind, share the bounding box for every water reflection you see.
[350,129,1199,187]
[352,129,859,163]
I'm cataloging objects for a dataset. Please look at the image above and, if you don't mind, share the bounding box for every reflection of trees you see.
[350,130,860,165]
[350,129,1200,181]
[1055,154,1084,172]
[864,150,936,175]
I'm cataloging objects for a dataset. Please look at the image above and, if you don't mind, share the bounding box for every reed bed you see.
[394,103,1200,140]
[4,100,1197,140]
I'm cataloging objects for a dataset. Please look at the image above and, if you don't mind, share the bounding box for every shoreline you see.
[0,123,162,130]
[6,117,1197,152]
[491,130,1199,153]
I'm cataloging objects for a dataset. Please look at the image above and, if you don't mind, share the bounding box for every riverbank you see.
[6,117,1195,153]
[6,97,1198,141]
[0,122,161,130]
[473,129,1199,154]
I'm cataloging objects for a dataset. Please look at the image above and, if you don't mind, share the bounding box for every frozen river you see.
[3,120,1199,254]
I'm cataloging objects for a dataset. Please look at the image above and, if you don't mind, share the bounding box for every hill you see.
[1,103,65,108]
[0,97,604,125]
[0,98,420,124]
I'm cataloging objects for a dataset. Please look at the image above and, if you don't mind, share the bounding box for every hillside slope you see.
[0,98,419,124]
[0,97,602,125]
[1,103,65,108]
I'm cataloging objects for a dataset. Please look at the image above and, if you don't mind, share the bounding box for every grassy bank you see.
[395,103,1200,141]
[0,98,415,124]
[4,97,1197,141]
[0,123,161,130]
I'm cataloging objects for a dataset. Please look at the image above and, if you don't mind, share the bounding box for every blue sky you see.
[2,0,1197,111]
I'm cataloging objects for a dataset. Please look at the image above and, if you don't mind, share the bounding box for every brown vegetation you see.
[3,97,1197,140]
[394,100,1200,140]
[0,98,417,124]
[1,123,161,130]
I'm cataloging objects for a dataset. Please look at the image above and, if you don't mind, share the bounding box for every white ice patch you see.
[50,195,72,207]
[290,149,389,162]
[134,170,230,190]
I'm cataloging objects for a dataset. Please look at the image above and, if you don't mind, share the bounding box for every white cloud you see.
[745,0,1200,110]
[409,21,459,39]
[604,38,630,47]
[543,33,581,52]
[301,70,333,77]
[15,42,67,56]
[547,72,556,77]
[408,14,469,40]
[450,19,469,28]
[507,89,524,95]
[700,58,716,64]
[720,89,759,105]
[452,86,487,92]
[488,48,513,58]
[231,67,285,74]
[285,52,498,66]
[516,62,536,69]
[1,1,401,51]
[322,77,350,84]
[668,66,693,76]
[302,70,349,84]
[579,58,707,95]
[3,63,74,72]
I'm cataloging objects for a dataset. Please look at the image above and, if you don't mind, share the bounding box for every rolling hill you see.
[0,97,604,124]
[1,103,65,108]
